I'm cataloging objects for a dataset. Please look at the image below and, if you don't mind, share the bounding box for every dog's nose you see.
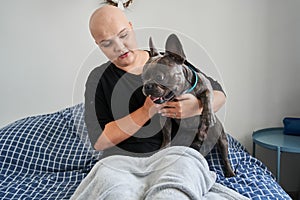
[144,83,155,91]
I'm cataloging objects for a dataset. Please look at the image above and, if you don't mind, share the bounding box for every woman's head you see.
[89,5,138,68]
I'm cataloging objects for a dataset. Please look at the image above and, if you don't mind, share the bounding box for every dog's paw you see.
[190,141,203,152]
[225,170,236,178]
[160,141,171,149]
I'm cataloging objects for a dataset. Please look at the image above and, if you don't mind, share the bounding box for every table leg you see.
[276,147,281,183]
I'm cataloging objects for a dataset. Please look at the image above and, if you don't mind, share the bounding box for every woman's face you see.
[96,23,138,68]
[90,6,138,69]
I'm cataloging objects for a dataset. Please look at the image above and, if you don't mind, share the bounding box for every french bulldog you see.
[142,34,235,177]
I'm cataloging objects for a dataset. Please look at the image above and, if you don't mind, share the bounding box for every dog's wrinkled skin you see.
[142,34,235,177]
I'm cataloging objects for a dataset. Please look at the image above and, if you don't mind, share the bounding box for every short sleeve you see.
[84,62,110,148]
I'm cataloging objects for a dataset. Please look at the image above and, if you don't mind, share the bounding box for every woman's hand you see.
[158,91,226,119]
[159,93,202,119]
[142,96,163,118]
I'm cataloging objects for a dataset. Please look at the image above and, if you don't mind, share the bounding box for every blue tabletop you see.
[253,127,300,153]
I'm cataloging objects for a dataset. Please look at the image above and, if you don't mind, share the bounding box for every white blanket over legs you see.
[71,146,249,200]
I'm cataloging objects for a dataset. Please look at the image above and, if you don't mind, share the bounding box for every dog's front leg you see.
[197,74,216,128]
[198,91,216,141]
[160,117,172,148]
[191,129,204,152]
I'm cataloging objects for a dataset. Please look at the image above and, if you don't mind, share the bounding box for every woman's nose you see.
[114,38,126,52]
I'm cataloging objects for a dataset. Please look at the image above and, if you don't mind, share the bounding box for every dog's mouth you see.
[149,91,175,104]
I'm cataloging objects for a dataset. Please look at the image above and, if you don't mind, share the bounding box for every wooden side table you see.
[252,127,300,183]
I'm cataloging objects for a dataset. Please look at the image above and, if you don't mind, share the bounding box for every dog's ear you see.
[149,37,160,57]
[165,34,186,64]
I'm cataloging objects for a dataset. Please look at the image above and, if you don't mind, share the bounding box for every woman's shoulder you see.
[85,61,113,86]
[89,61,112,76]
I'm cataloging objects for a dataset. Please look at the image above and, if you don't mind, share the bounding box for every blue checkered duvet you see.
[0,104,291,200]
[205,136,291,199]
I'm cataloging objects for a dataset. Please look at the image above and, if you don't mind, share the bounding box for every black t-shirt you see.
[84,60,225,157]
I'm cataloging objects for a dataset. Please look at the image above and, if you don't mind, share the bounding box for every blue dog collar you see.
[185,65,198,93]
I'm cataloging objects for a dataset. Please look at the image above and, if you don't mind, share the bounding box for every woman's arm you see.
[93,97,161,151]
[211,90,226,113]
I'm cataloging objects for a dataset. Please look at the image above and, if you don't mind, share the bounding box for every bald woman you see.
[85,5,226,155]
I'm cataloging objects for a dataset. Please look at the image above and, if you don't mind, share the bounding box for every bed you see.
[0,103,292,199]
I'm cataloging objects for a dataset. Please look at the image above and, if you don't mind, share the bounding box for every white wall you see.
[1,0,299,192]
[0,0,99,125]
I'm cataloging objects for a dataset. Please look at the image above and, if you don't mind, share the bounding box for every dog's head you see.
[142,34,189,104]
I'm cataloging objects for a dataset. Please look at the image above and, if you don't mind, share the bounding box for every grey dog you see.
[142,34,235,177]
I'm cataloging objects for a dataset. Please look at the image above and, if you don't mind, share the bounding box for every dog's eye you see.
[155,74,164,82]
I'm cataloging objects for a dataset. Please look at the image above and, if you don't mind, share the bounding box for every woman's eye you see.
[99,41,111,48]
[120,32,128,39]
